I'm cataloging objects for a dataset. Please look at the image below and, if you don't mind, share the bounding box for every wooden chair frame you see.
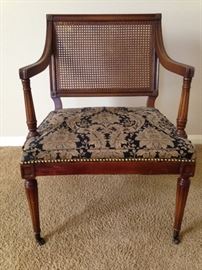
[19,14,195,245]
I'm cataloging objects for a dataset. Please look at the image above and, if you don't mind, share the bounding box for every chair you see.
[19,14,195,245]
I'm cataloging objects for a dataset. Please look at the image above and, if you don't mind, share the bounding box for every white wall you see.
[1,0,202,141]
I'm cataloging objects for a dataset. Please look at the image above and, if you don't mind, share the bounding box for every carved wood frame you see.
[19,14,195,245]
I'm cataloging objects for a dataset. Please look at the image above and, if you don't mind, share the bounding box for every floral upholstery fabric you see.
[22,107,195,163]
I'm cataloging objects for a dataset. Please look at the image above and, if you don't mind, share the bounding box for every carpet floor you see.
[0,146,202,270]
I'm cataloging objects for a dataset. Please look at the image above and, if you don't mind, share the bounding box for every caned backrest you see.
[48,14,160,97]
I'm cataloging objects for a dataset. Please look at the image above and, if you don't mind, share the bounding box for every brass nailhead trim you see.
[21,158,195,165]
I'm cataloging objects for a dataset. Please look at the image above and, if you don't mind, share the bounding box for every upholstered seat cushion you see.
[22,107,195,163]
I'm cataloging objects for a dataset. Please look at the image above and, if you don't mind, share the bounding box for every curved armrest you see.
[19,20,52,79]
[155,22,195,138]
[155,23,195,78]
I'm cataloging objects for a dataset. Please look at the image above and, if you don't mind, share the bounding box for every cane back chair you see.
[19,14,195,245]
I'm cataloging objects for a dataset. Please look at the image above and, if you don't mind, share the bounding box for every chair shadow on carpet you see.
[44,190,136,241]
[43,177,176,243]
[181,219,202,237]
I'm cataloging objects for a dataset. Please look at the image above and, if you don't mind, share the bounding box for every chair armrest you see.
[19,20,53,137]
[19,55,51,80]
[155,22,195,138]
[155,23,195,78]
[19,20,52,79]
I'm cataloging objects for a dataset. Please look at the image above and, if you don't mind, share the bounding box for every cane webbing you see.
[53,20,156,96]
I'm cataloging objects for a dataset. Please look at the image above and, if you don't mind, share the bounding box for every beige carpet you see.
[0,146,202,270]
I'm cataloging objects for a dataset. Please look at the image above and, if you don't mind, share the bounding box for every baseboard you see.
[0,135,202,146]
[188,135,202,144]
[0,136,26,146]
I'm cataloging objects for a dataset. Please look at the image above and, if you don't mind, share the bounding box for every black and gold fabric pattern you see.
[22,107,195,163]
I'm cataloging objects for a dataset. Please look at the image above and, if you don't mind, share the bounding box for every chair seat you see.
[22,107,195,164]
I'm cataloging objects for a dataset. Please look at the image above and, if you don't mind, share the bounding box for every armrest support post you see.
[22,79,39,138]
[176,77,192,138]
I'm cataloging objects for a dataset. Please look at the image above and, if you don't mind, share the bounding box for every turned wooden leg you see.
[173,176,190,244]
[25,179,45,245]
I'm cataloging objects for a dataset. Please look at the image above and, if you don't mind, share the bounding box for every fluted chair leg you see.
[24,179,45,245]
[173,176,190,244]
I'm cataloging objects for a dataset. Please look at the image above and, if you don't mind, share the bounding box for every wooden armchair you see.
[19,14,195,245]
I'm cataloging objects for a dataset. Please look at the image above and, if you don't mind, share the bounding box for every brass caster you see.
[35,234,45,245]
[173,231,181,244]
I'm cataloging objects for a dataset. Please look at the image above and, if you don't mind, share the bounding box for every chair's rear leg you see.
[173,176,190,244]
[25,179,45,245]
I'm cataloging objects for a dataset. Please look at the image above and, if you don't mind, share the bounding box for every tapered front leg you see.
[25,179,45,245]
[173,176,190,244]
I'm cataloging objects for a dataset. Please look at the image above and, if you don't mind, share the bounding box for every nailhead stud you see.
[22,157,195,165]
